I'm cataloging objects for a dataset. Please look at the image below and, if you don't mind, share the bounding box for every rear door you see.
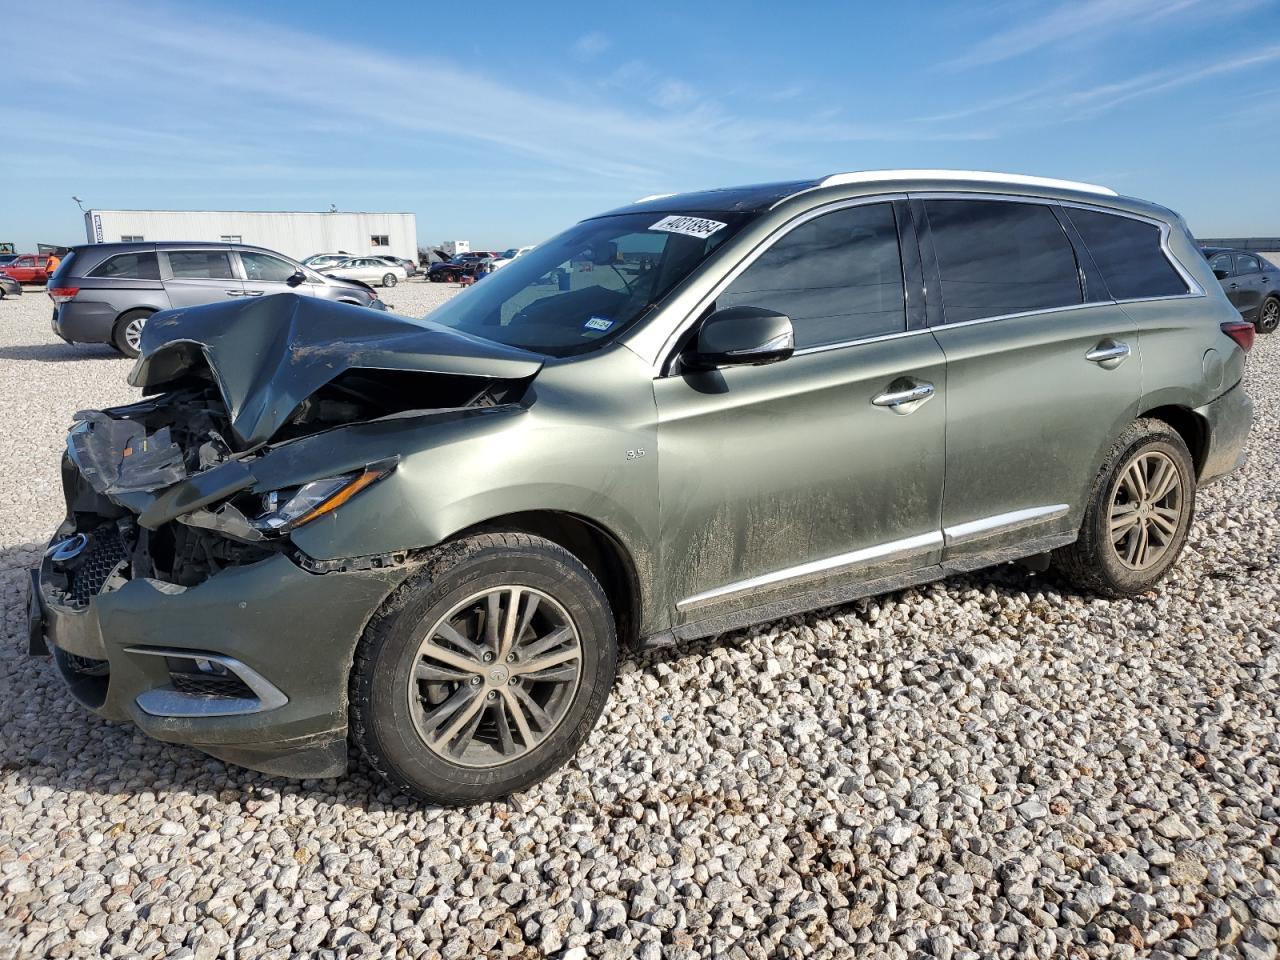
[916,195,1143,564]
[1233,253,1265,320]
[161,249,245,307]
[655,198,947,624]
[236,250,313,299]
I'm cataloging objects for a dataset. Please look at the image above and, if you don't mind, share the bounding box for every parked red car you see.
[1,255,53,284]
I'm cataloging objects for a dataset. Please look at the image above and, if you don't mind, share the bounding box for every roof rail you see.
[819,169,1117,197]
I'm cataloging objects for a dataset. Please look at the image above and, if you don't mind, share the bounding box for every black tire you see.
[382,273,398,288]
[350,531,617,806]
[111,309,153,358]
[1052,418,1196,597]
[1257,295,1279,335]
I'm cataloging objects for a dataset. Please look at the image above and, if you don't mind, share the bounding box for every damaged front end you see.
[30,294,543,777]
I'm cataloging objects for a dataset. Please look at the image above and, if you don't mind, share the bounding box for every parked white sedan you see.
[322,257,407,288]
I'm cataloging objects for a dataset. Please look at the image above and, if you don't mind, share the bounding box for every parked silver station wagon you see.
[31,171,1253,805]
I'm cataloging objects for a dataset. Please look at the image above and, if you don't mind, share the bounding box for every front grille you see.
[67,529,129,607]
[171,672,255,700]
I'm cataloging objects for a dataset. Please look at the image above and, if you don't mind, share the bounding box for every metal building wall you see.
[83,210,418,260]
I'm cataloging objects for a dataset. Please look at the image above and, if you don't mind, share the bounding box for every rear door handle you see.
[243,290,264,296]
[872,379,935,414]
[225,290,244,296]
[1085,340,1130,366]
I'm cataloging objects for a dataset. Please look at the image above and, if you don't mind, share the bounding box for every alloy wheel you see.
[408,586,583,768]
[1109,450,1184,570]
[1261,299,1279,334]
[125,316,146,353]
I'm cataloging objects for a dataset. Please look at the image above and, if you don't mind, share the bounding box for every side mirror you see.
[287,270,306,287]
[1213,268,1231,281]
[686,306,794,370]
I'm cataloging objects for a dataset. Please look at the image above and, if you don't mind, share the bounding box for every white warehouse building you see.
[83,209,418,261]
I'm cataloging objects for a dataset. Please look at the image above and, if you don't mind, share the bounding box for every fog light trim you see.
[125,647,289,718]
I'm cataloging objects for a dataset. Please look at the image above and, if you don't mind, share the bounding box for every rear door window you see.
[89,251,160,280]
[166,250,235,279]
[923,199,1082,323]
[1235,253,1261,276]
[717,202,905,348]
[1062,208,1189,300]
[1208,252,1234,277]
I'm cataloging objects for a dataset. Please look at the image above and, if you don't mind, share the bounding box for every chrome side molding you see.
[943,504,1070,546]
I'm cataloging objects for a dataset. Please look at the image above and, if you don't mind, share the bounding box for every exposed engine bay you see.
[46,294,543,599]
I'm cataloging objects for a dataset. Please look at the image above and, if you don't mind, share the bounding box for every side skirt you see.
[639,531,1076,649]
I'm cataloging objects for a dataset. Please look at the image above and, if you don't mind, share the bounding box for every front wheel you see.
[1257,295,1279,334]
[1052,418,1196,597]
[350,532,617,806]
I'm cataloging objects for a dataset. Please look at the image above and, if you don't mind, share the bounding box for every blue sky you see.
[3,0,1279,250]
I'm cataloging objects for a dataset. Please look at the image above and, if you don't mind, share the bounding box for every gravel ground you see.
[1,284,1278,960]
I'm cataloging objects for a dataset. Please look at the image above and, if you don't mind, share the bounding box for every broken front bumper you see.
[30,538,411,778]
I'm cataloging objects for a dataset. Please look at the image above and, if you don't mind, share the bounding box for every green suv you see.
[30,171,1254,805]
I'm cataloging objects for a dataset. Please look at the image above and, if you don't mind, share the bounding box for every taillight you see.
[1221,320,1255,352]
[48,287,79,303]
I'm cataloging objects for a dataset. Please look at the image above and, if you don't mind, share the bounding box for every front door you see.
[916,197,1143,562]
[654,200,946,626]
[162,249,244,307]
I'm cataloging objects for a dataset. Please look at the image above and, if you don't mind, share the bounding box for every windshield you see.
[423,211,748,357]
[500,248,518,259]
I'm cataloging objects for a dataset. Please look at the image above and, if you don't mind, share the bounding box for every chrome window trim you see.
[791,327,930,356]
[943,504,1070,546]
[649,193,909,377]
[676,530,941,612]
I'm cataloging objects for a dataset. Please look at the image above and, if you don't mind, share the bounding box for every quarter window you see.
[89,252,160,280]
[240,251,298,282]
[924,199,1081,323]
[1063,208,1189,300]
[167,250,235,280]
[717,202,905,348]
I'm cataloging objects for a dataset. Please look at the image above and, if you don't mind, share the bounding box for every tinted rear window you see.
[925,199,1082,323]
[167,251,235,280]
[89,251,160,280]
[1064,208,1188,300]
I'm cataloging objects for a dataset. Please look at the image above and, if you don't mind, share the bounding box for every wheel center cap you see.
[487,666,509,686]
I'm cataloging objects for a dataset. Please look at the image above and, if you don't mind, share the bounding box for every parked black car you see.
[47,242,388,357]
[0,272,21,299]
[1203,246,1280,333]
[427,253,495,283]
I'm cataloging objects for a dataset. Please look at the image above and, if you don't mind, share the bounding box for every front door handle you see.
[1085,340,1131,368]
[872,379,935,414]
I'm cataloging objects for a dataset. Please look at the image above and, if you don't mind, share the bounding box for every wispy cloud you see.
[946,0,1227,69]
[572,31,611,61]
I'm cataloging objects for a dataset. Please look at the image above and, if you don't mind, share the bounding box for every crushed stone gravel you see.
[1,284,1277,959]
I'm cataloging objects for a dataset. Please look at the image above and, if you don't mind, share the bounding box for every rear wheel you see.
[350,531,617,805]
[382,273,398,288]
[1052,419,1195,596]
[111,309,152,358]
[1257,295,1279,334]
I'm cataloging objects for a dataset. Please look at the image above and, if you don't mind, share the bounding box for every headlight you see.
[251,460,395,532]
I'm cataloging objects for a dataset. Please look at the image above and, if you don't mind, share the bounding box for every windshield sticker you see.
[584,317,614,332]
[649,215,727,240]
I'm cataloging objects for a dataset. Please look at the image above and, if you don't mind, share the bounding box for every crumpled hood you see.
[128,293,543,448]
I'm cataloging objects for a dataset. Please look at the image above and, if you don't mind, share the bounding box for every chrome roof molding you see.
[818,169,1118,197]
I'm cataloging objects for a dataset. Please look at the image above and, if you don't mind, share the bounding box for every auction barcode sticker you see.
[649,215,727,240]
